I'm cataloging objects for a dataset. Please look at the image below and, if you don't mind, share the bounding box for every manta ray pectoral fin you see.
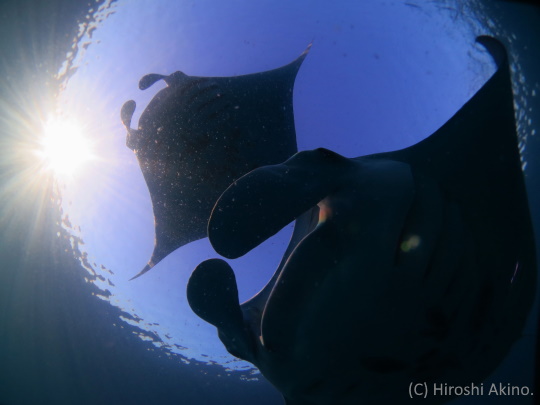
[187,259,255,361]
[208,148,351,259]
[372,35,536,352]
[374,36,513,180]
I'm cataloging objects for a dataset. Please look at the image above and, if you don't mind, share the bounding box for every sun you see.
[38,118,94,177]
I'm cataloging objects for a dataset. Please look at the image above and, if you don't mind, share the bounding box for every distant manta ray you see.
[121,44,311,280]
[186,36,536,405]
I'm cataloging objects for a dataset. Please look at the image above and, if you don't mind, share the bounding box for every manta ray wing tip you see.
[297,41,313,62]
[475,35,507,67]
[129,263,153,281]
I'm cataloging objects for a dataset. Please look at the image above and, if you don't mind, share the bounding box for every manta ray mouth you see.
[287,183,441,281]
[390,170,448,274]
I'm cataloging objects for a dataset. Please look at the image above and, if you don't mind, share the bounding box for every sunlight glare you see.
[38,118,94,177]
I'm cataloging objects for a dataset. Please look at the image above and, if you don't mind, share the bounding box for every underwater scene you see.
[0,0,539,404]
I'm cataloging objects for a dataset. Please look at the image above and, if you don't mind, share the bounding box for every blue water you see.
[0,1,539,404]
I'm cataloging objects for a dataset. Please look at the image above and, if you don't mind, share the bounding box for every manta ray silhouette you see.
[121,44,311,280]
[187,36,536,405]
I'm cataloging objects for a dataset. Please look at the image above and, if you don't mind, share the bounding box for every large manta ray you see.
[186,37,536,404]
[121,45,310,279]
